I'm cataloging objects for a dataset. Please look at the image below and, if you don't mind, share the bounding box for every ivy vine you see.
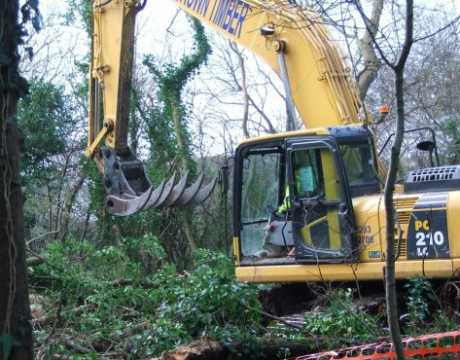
[143,18,211,175]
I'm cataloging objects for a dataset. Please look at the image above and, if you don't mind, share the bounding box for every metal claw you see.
[187,176,217,205]
[106,179,166,216]
[173,173,204,206]
[161,172,189,207]
[151,173,177,208]
[102,148,217,216]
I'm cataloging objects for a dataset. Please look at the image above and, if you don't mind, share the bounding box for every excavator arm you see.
[85,0,364,216]
[174,0,363,127]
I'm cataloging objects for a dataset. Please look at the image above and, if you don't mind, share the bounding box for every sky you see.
[34,0,460,79]
[30,0,460,156]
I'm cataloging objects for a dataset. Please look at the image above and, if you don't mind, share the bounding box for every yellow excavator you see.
[85,0,460,283]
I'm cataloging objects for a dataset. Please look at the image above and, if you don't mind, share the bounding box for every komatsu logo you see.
[177,0,251,38]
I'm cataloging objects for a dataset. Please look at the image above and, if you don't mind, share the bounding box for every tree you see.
[0,1,41,359]
[354,0,459,358]
[349,1,414,358]
[132,17,211,267]
[15,77,86,246]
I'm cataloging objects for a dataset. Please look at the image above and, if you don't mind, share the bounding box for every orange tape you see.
[292,331,460,360]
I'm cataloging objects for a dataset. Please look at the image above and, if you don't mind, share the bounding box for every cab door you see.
[287,138,357,262]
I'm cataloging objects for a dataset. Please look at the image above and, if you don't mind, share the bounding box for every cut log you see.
[149,339,226,360]
[147,337,317,360]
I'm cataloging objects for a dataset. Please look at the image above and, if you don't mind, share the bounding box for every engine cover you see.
[405,165,460,192]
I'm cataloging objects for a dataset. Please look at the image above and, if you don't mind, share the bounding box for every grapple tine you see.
[103,147,217,215]
[188,176,217,205]
[106,180,166,216]
[160,172,189,207]
[173,173,204,206]
[150,173,177,208]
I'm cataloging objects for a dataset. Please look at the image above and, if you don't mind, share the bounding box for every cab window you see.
[240,149,282,256]
[292,149,323,197]
[340,142,378,186]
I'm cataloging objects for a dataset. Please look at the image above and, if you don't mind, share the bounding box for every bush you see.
[404,277,434,326]
[303,289,383,347]
[31,237,263,358]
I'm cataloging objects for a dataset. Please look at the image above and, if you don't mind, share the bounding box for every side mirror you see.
[416,140,436,167]
[416,140,436,152]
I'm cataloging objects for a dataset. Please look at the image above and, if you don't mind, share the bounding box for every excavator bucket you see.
[102,149,217,216]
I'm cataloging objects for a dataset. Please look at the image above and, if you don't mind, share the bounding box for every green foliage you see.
[303,289,383,346]
[404,277,434,326]
[157,249,261,338]
[32,238,262,358]
[142,18,211,173]
[17,80,77,179]
[431,310,458,333]
[65,0,92,35]
[402,278,460,334]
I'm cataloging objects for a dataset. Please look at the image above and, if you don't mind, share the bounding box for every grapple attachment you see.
[102,149,217,216]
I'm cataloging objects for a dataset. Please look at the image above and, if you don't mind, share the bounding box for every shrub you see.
[303,288,383,346]
[404,278,435,329]
[32,237,263,358]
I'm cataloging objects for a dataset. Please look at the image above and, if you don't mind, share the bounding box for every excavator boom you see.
[175,0,363,127]
[85,0,366,216]
[86,0,217,215]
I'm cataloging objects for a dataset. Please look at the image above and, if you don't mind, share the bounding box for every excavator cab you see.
[235,133,360,265]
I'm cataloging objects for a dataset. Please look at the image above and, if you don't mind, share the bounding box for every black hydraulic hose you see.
[94,0,112,8]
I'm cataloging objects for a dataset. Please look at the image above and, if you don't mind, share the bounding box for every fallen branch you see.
[149,339,225,360]
[62,335,92,354]
[148,337,317,360]
[241,303,303,330]
[116,320,150,340]
[27,255,45,267]
[34,303,96,326]
[27,230,59,246]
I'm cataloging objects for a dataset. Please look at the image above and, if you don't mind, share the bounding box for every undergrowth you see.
[29,237,460,358]
[403,278,458,335]
[303,289,383,347]
[31,236,262,358]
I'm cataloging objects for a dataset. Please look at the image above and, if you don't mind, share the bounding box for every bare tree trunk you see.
[354,0,414,357]
[0,1,34,358]
[383,70,405,360]
[228,42,278,136]
[357,0,384,100]
[0,124,33,359]
[59,174,86,243]
[383,2,414,359]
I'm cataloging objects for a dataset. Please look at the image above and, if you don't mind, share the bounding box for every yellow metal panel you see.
[236,259,459,283]
[89,0,136,153]
[238,127,331,146]
[320,149,341,250]
[447,191,460,258]
[352,194,384,261]
[233,236,241,264]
